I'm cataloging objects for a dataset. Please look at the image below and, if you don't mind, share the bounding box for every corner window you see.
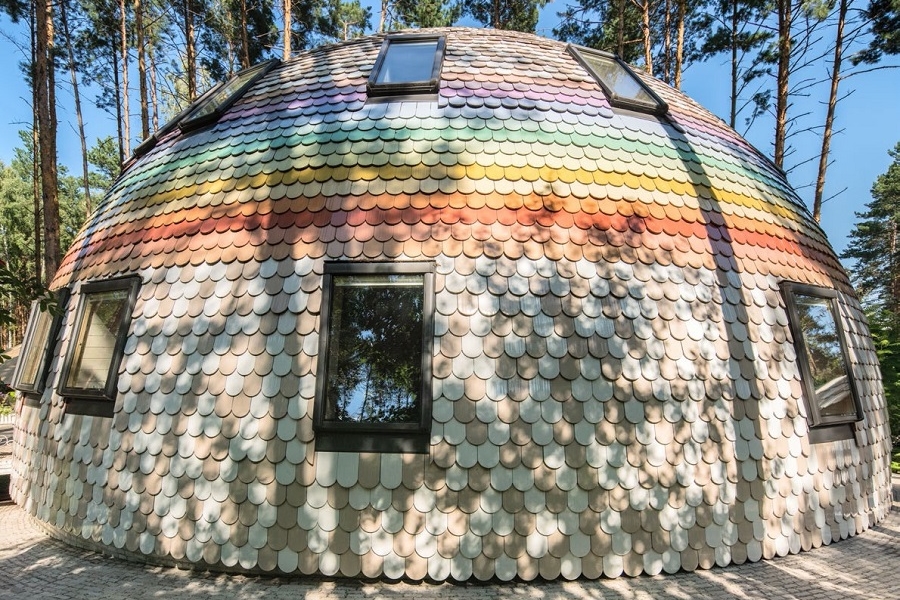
[13,289,69,396]
[782,283,862,439]
[314,261,435,453]
[567,45,668,115]
[59,277,140,415]
[367,35,445,98]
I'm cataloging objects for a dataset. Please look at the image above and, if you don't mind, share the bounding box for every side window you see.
[59,277,140,416]
[782,282,862,439]
[567,44,668,115]
[314,261,435,453]
[367,35,446,99]
[13,289,69,396]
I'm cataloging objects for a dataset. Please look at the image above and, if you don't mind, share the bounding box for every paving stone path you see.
[0,498,898,600]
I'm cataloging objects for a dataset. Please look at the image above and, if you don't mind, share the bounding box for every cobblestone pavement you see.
[0,496,898,600]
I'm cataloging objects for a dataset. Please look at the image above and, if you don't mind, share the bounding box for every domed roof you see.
[15,27,889,583]
[56,27,838,289]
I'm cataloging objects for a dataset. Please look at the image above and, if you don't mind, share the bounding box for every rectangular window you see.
[59,277,140,415]
[782,282,862,440]
[13,289,69,397]
[367,35,445,99]
[567,45,668,115]
[314,261,434,453]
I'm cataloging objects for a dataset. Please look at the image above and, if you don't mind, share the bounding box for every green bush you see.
[0,391,13,416]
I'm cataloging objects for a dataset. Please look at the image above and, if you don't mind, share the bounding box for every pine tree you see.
[465,0,548,32]
[842,142,900,441]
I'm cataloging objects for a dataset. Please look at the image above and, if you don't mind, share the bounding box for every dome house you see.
[10,28,893,581]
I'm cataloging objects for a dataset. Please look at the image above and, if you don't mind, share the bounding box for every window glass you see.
[315,262,434,453]
[14,304,54,390]
[324,273,424,424]
[374,40,439,85]
[791,293,857,420]
[13,290,68,395]
[568,45,667,114]
[60,278,139,404]
[581,53,658,106]
[65,288,131,391]
[368,35,445,97]
[782,282,862,433]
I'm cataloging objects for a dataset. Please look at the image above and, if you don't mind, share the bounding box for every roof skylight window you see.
[180,59,280,132]
[568,45,668,115]
[133,59,280,158]
[368,35,445,98]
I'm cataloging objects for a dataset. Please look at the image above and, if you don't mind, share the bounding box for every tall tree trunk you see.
[283,0,291,60]
[674,0,684,88]
[378,0,386,32]
[730,0,738,128]
[240,0,250,69]
[492,0,499,28]
[111,39,124,163]
[641,0,652,73]
[59,0,92,215]
[663,0,671,83]
[135,0,149,140]
[119,0,131,156]
[150,49,159,130]
[813,0,847,222]
[891,220,899,316]
[774,0,792,168]
[35,0,60,279]
[617,0,625,57]
[31,5,42,286]
[185,0,196,100]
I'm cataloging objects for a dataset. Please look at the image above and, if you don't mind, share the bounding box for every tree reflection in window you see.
[323,273,424,424]
[793,293,856,419]
[59,277,140,403]
[782,282,862,432]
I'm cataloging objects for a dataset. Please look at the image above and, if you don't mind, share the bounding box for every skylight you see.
[180,59,280,131]
[568,45,668,115]
[368,35,446,98]
[133,59,280,158]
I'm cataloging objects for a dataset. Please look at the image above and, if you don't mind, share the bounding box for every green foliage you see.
[867,306,900,445]
[0,261,47,364]
[854,0,900,63]
[202,0,279,79]
[288,0,371,49]
[465,0,549,32]
[554,0,644,64]
[86,136,120,188]
[843,142,900,446]
[390,0,461,28]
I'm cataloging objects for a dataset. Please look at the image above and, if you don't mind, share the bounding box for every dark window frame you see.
[12,288,70,399]
[314,261,435,453]
[58,276,141,416]
[781,282,863,442]
[567,44,668,115]
[367,34,446,99]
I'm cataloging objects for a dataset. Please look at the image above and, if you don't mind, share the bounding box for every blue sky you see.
[0,4,898,258]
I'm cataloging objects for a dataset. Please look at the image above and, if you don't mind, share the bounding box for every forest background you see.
[0,0,898,446]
